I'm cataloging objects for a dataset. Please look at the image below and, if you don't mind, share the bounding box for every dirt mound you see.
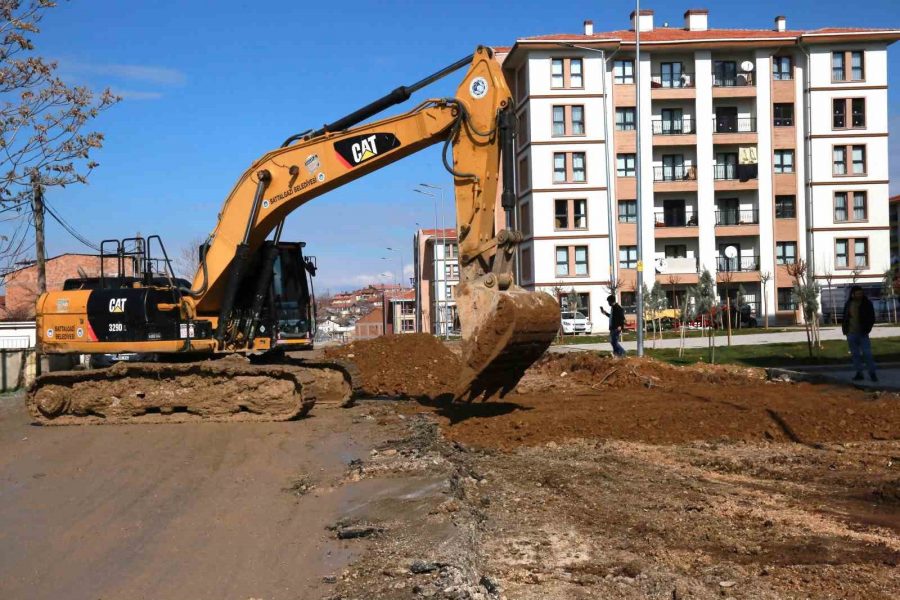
[524,352,764,390]
[325,334,461,399]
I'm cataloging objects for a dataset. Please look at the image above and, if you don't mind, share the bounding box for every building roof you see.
[388,289,416,302]
[419,228,458,240]
[1,253,99,277]
[892,194,900,204]
[356,307,383,324]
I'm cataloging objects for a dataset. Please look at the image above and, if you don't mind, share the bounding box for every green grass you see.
[554,326,807,346]
[639,336,900,369]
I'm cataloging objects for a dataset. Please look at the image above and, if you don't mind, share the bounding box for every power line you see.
[42,200,101,252]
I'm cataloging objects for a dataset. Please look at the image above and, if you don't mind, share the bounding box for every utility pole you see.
[31,175,47,296]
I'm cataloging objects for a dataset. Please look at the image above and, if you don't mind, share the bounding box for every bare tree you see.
[822,270,836,324]
[718,269,735,346]
[759,271,771,329]
[175,235,206,280]
[787,259,821,356]
[0,1,119,269]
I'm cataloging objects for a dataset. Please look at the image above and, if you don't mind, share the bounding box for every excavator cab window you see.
[270,243,314,339]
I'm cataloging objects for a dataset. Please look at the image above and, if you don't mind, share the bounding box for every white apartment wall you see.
[755,51,776,302]
[808,90,889,134]
[808,43,889,87]
[528,144,608,190]
[809,137,889,181]
[529,97,607,140]
[637,51,656,275]
[529,192,610,238]
[812,230,891,276]
[526,52,606,95]
[694,50,717,273]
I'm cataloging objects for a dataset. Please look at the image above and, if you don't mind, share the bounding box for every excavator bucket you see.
[454,283,560,401]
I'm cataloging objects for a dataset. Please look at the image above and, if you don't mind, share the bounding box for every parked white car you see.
[560,311,591,335]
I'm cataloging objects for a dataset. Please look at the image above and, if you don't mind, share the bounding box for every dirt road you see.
[0,393,436,600]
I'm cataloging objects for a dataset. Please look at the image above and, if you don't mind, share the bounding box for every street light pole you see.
[418,183,448,339]
[635,0,645,357]
[386,247,403,289]
[414,186,443,337]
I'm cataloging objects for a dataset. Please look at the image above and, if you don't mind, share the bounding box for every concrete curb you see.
[765,367,900,393]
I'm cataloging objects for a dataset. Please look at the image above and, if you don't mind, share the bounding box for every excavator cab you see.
[255,241,317,348]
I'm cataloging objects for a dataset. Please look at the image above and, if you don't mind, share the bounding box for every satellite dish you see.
[655,257,669,273]
[724,246,738,259]
[741,60,755,72]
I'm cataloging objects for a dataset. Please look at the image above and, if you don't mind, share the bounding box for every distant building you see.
[385,289,416,334]
[354,307,384,340]
[414,228,459,336]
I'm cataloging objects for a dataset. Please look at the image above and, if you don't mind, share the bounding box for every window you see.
[833,51,865,81]
[834,192,849,222]
[775,195,796,218]
[832,51,845,81]
[773,103,794,127]
[659,62,683,88]
[515,65,528,102]
[552,105,585,136]
[572,153,586,182]
[552,106,565,136]
[618,200,637,223]
[665,245,687,258]
[515,110,528,148]
[444,284,456,300]
[620,291,636,313]
[851,51,864,80]
[551,57,583,89]
[619,246,638,269]
[774,150,794,174]
[835,238,849,268]
[834,98,866,129]
[617,153,636,177]
[518,202,531,236]
[615,107,636,131]
[854,239,868,267]
[773,56,792,80]
[444,243,457,259]
[551,58,564,88]
[558,292,590,319]
[520,247,533,281]
[777,287,797,311]
[833,146,847,175]
[853,191,867,221]
[775,242,796,265]
[554,199,587,230]
[851,145,866,174]
[518,156,529,191]
[553,153,566,182]
[613,59,634,84]
[572,106,585,135]
[557,245,588,276]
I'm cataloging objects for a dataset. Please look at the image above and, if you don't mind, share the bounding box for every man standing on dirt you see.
[600,295,627,358]
[842,285,877,382]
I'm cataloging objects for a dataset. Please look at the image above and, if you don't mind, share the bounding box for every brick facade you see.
[2,254,118,319]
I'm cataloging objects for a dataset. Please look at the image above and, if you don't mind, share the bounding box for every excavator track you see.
[27,358,352,426]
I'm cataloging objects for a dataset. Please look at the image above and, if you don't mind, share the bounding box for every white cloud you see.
[61,60,187,86]
[110,89,164,101]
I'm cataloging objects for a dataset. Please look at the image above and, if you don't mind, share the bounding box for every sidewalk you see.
[553,324,900,353]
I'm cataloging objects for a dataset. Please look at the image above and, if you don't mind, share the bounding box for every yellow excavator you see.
[28,46,560,425]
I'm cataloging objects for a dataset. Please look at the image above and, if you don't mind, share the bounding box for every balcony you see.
[712,70,754,87]
[717,255,760,273]
[654,209,698,228]
[715,209,759,226]
[714,117,756,134]
[651,118,696,135]
[650,72,696,88]
[656,256,698,275]
[653,165,696,182]
[714,163,758,191]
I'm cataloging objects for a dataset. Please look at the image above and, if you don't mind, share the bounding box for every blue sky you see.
[11,0,900,292]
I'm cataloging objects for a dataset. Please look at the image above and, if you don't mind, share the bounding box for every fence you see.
[0,348,35,392]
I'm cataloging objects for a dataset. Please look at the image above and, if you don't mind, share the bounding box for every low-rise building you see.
[414,228,459,335]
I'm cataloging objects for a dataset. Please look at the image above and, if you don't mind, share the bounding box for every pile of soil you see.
[524,352,764,390]
[325,334,461,399]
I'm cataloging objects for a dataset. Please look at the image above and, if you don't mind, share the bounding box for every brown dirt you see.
[325,333,461,398]
[402,354,900,449]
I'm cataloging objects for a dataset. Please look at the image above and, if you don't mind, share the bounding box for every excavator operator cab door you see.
[268,242,316,347]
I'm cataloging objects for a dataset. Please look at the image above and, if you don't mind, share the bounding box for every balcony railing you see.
[714,117,757,133]
[651,118,696,135]
[653,165,697,182]
[712,70,755,87]
[654,210,698,227]
[655,256,698,274]
[715,209,759,226]
[650,72,695,88]
[717,255,760,272]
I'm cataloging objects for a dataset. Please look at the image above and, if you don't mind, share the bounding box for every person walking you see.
[600,295,627,358]
[842,285,877,382]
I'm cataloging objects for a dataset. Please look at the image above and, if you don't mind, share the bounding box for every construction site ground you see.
[1,335,898,599]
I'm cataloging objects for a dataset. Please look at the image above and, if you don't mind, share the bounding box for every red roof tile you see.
[517,26,898,44]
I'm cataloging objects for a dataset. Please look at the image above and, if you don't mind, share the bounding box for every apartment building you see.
[502,8,899,330]
[891,194,900,263]
[413,228,460,335]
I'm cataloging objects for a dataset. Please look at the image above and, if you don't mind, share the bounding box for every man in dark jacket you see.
[842,285,877,382]
[600,295,627,358]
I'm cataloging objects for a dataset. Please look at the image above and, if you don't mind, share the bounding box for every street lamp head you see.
[419,183,442,190]
[413,188,435,197]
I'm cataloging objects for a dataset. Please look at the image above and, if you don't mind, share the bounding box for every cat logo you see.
[109,298,127,313]
[334,133,401,168]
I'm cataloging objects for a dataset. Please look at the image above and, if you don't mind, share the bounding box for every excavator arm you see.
[188,46,560,400]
